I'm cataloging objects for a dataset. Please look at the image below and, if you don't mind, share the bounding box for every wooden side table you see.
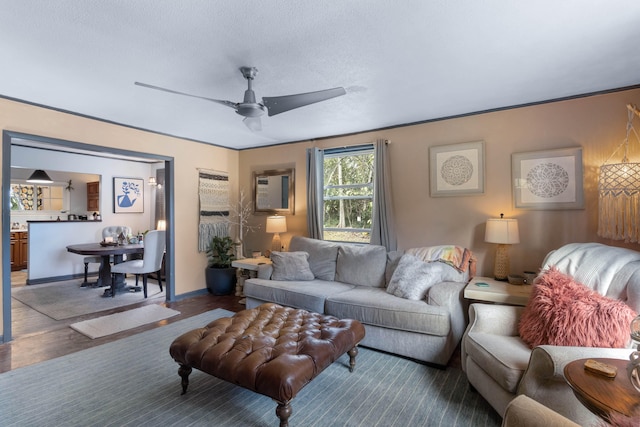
[463,276,532,306]
[564,358,640,420]
[231,257,272,303]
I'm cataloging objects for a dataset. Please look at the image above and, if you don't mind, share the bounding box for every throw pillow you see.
[386,254,445,300]
[270,251,315,281]
[518,268,637,349]
[289,236,339,280]
[335,244,387,288]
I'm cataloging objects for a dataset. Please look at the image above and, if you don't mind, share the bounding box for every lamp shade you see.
[485,218,520,244]
[26,169,53,184]
[266,215,287,233]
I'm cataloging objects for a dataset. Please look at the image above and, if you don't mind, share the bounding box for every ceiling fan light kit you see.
[135,66,346,131]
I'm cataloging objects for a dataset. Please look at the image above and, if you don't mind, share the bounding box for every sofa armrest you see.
[467,303,524,336]
[517,345,633,425]
[428,281,465,308]
[503,395,580,427]
[256,264,273,279]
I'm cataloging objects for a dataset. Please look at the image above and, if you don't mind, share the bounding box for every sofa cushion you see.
[519,268,637,349]
[244,278,355,314]
[270,251,314,281]
[386,254,446,300]
[326,287,451,336]
[335,244,387,288]
[385,250,404,286]
[288,236,339,281]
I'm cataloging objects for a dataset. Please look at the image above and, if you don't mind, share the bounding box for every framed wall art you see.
[511,147,584,210]
[429,140,485,197]
[113,177,144,213]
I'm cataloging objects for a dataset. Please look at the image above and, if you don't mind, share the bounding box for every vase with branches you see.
[225,189,260,259]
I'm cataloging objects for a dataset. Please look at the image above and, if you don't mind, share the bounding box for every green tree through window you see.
[323,146,374,243]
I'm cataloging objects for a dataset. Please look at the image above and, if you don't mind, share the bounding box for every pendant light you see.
[26,169,53,184]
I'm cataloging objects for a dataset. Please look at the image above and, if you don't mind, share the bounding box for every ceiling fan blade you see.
[263,87,346,117]
[243,116,262,132]
[134,82,237,110]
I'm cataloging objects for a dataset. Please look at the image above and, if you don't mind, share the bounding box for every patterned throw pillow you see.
[386,254,445,300]
[270,251,315,281]
[518,268,637,348]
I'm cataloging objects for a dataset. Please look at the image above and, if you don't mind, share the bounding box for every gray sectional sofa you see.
[243,236,475,366]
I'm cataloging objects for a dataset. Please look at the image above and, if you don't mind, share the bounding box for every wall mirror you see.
[253,168,295,215]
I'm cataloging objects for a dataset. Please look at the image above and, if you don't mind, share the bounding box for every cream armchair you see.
[461,243,640,425]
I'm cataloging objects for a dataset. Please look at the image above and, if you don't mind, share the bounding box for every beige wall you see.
[3,87,640,337]
[239,88,640,276]
[0,98,239,334]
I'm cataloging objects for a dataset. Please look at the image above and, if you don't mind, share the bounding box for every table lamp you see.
[156,219,166,230]
[266,215,287,252]
[485,214,520,281]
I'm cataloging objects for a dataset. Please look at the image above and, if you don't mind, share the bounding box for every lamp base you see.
[493,244,510,281]
[271,233,282,253]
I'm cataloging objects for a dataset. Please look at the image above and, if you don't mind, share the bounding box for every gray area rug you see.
[11,278,165,320]
[0,309,501,426]
[70,304,180,338]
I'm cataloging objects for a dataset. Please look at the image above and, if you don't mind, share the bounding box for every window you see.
[10,183,65,211]
[322,145,375,243]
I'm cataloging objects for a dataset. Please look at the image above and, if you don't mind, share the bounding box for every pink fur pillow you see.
[519,268,637,349]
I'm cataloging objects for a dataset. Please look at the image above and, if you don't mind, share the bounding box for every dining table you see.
[66,242,144,297]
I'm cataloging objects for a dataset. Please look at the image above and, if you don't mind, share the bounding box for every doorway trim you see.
[2,130,175,342]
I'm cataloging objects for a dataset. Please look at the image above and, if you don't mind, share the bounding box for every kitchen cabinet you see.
[11,231,28,271]
[87,181,100,211]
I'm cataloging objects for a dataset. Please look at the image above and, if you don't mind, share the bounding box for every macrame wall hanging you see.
[598,104,640,243]
[198,169,230,252]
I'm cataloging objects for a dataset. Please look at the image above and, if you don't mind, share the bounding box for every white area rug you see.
[70,304,180,339]
[12,278,165,320]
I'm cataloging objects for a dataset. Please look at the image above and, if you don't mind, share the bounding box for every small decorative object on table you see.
[584,359,617,378]
[507,274,525,285]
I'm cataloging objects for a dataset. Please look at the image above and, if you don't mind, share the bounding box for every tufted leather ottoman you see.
[169,303,365,427]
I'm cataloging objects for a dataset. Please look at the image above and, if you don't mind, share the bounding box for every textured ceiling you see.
[2,1,640,150]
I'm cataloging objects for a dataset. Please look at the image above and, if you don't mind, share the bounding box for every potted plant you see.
[205,236,237,295]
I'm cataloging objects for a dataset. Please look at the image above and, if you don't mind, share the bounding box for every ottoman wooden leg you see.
[178,364,192,395]
[348,346,359,372]
[275,401,292,427]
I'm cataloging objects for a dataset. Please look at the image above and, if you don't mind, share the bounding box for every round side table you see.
[564,358,640,420]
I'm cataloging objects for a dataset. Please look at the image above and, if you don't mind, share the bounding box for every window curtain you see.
[306,147,324,239]
[370,139,397,251]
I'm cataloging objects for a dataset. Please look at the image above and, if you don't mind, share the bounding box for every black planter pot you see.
[205,267,237,295]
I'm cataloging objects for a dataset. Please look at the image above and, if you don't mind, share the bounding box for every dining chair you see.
[83,226,132,284]
[110,230,165,298]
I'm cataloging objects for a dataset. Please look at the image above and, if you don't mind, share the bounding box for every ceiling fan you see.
[135,67,346,132]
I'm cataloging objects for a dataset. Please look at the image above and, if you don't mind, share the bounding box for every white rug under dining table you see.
[12,278,165,320]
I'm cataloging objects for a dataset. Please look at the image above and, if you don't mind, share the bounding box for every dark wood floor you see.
[2,272,461,373]
[2,273,245,374]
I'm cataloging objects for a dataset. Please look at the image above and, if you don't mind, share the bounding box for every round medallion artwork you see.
[526,162,569,198]
[441,155,473,186]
